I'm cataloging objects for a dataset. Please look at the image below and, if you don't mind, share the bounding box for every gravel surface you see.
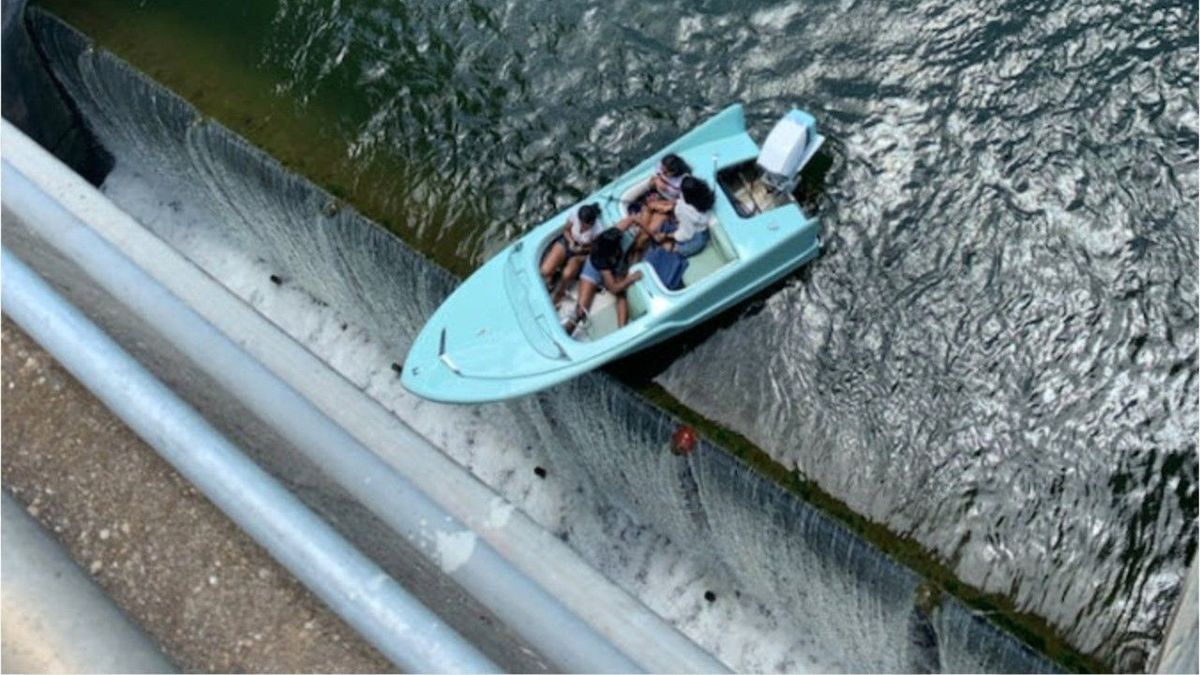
[1,318,394,673]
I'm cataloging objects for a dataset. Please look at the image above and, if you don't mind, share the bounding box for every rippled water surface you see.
[33,0,1199,669]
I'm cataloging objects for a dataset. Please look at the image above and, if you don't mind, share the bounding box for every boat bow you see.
[401,242,577,402]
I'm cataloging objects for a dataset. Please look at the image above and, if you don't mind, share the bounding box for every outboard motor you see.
[756,109,823,195]
[718,107,826,217]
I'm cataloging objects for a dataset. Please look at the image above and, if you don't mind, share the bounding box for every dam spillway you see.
[5,2,1198,672]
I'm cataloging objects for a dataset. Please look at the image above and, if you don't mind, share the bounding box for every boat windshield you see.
[504,243,571,361]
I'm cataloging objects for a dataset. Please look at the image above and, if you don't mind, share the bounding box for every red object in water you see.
[670,425,697,455]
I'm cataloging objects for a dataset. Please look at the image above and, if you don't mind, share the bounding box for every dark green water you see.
[31,0,1198,670]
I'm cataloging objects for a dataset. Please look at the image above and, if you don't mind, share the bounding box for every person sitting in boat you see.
[658,176,715,257]
[540,203,605,303]
[639,153,691,215]
[616,154,694,260]
[626,175,715,259]
[563,228,642,336]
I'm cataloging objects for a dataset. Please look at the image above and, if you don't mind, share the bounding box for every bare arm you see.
[602,269,643,294]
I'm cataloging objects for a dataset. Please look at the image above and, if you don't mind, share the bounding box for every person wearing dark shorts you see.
[564,229,642,335]
[540,203,604,304]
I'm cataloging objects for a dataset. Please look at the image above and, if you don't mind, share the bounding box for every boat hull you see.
[402,104,823,404]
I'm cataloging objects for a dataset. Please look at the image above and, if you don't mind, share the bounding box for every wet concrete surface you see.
[1,318,394,673]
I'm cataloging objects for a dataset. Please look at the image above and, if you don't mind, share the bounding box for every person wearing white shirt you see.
[666,177,714,257]
[540,203,606,304]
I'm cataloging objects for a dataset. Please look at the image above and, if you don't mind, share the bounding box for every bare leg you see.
[539,242,568,287]
[564,277,598,335]
[644,212,670,234]
[551,256,585,304]
[616,295,629,328]
[577,278,598,315]
[632,231,651,260]
[632,212,670,262]
[550,277,567,306]
[629,210,650,254]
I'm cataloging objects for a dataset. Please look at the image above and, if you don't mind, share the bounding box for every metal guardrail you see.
[1,247,500,674]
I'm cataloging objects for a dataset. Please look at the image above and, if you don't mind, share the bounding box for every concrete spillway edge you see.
[1154,551,1198,674]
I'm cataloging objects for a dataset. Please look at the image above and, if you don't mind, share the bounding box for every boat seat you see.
[567,276,651,342]
[681,217,735,287]
[583,290,621,339]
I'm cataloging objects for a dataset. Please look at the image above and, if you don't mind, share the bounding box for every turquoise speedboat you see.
[403,103,824,403]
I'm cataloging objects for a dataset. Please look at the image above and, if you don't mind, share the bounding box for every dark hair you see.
[661,153,691,178]
[590,228,624,270]
[577,203,601,225]
[680,176,715,212]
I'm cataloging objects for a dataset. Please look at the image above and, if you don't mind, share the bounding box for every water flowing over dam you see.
[13,1,1199,671]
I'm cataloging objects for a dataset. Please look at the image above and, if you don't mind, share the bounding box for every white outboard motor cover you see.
[757,110,810,182]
